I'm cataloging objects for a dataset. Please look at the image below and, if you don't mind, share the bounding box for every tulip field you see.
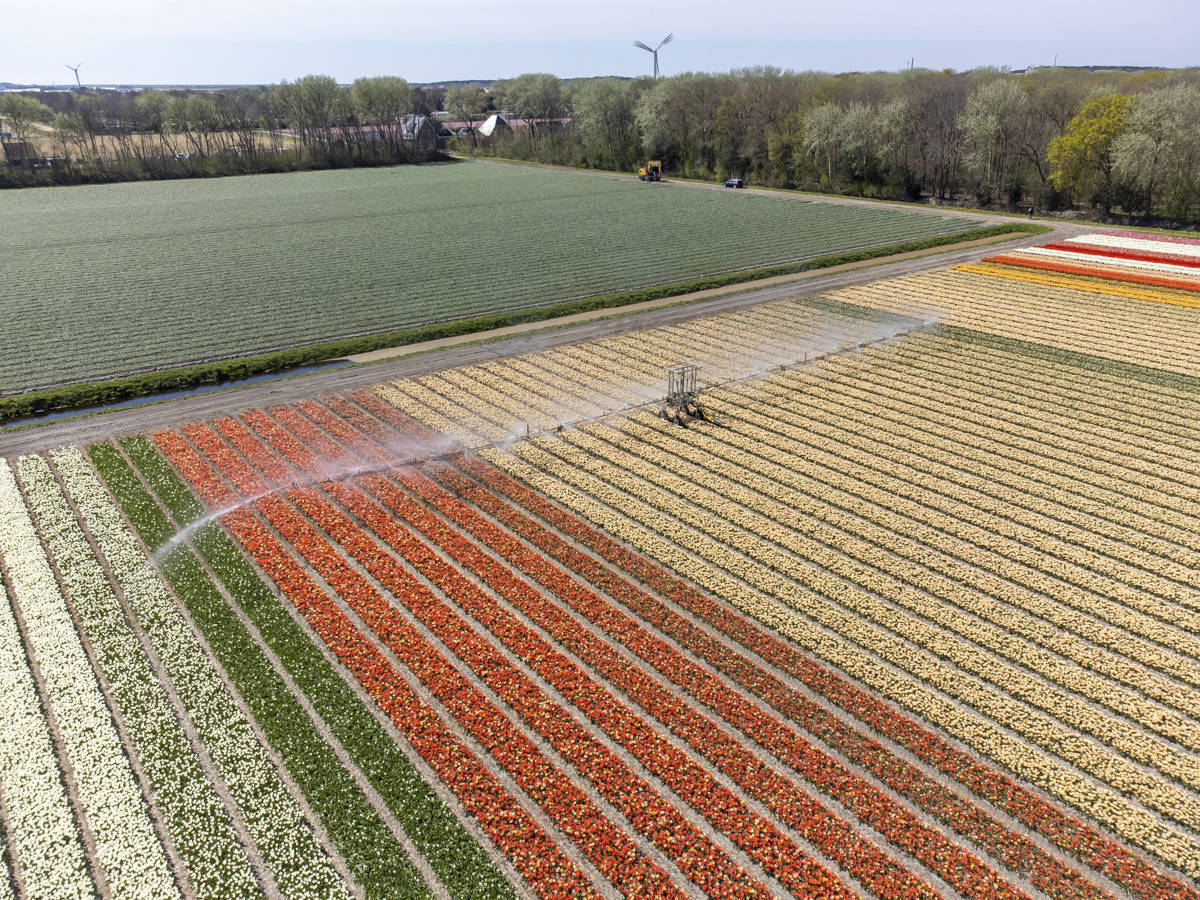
[4,230,1200,900]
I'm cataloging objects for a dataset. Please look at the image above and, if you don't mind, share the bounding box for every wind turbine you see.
[634,34,674,79]
[66,63,82,88]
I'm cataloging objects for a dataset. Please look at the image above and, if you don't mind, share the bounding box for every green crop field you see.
[0,161,979,393]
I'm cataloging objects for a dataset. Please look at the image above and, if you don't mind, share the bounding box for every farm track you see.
[0,212,1083,458]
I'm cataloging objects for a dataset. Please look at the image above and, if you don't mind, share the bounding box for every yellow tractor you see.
[638,160,663,181]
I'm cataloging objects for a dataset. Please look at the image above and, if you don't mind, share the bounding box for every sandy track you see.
[0,218,1087,457]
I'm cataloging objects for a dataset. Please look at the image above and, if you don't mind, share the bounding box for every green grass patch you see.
[114,435,518,900]
[1,163,984,394]
[0,222,1046,424]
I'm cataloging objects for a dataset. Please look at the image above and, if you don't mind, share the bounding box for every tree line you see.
[465,67,1200,223]
[0,75,447,186]
[4,66,1200,222]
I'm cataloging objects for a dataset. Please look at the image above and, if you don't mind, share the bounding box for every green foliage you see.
[0,163,983,396]
[0,223,1045,423]
[1113,85,1200,219]
[0,93,54,146]
[106,437,520,900]
[1047,94,1133,210]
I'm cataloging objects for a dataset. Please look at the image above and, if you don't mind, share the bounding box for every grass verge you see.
[1,224,1048,424]
[99,437,518,900]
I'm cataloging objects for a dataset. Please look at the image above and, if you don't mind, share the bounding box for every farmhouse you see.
[2,141,37,166]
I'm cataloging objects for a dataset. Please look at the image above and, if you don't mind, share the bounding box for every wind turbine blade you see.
[634,41,653,51]
[660,33,674,47]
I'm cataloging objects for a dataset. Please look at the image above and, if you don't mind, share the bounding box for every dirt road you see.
[0,217,1086,457]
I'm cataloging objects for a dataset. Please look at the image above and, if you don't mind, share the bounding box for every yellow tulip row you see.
[958,261,1200,311]
[610,408,1200,724]
[528,425,1200,818]
[894,336,1200,460]
[477,444,1200,879]
[823,349,1200,516]
[828,269,1200,378]
[755,366,1200,609]
[675,392,1200,712]
[819,342,1200,584]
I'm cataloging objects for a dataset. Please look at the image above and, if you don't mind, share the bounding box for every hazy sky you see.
[6,0,1198,85]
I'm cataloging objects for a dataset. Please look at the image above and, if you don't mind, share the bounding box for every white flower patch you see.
[1017,246,1200,277]
[1,460,179,900]
[51,447,349,900]
[16,454,260,900]
[1064,233,1200,259]
[0,465,94,900]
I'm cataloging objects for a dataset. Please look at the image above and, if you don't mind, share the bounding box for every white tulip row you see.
[1066,232,1200,259]
[887,337,1200,498]
[619,406,1200,727]
[490,322,1200,710]
[0,460,179,900]
[50,447,350,900]
[14,454,261,900]
[0,474,91,900]
[480,445,1200,878]
[1017,246,1200,278]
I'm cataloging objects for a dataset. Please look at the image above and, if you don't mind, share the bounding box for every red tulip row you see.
[351,469,908,900]
[410,462,1054,900]
[423,460,1108,900]
[255,398,950,900]
[1041,241,1200,269]
[150,429,600,900]
[295,398,394,465]
[452,453,1198,900]
[228,410,843,900]
[325,398,1114,900]
[197,416,696,900]
[986,254,1200,294]
[336,397,1192,900]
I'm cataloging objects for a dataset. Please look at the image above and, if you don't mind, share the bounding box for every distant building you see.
[2,141,38,166]
[477,114,511,139]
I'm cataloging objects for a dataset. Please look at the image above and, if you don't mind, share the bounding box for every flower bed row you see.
[255,398,984,900]
[428,459,1111,900]
[393,463,1029,900]
[153,427,600,900]
[483,445,1200,882]
[216,412,795,900]
[191,417,698,900]
[5,456,179,900]
[985,254,1200,294]
[351,393,1199,900]
[535,423,1200,821]
[17,452,259,900]
[823,347,1200,596]
[118,433,518,900]
[52,445,351,900]
[1041,241,1200,269]
[1091,231,1200,251]
[636,401,1200,726]
[89,442,444,900]
[0,464,94,900]
[583,412,1200,771]
[758,365,1200,615]
[956,262,1200,311]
